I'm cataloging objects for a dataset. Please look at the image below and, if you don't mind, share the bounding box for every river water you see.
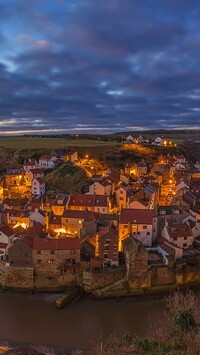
[0,292,167,352]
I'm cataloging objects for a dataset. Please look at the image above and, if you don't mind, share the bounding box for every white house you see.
[119,209,158,248]
[29,208,46,226]
[39,155,58,169]
[26,168,44,186]
[161,224,193,249]
[153,137,163,145]
[0,224,15,258]
[23,159,38,172]
[158,236,183,263]
[88,179,114,196]
[32,177,45,197]
[125,134,144,144]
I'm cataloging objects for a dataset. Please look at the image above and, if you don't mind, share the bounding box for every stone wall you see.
[4,267,34,289]
[150,265,175,287]
[82,267,126,292]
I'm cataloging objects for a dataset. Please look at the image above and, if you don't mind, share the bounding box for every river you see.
[0,292,167,352]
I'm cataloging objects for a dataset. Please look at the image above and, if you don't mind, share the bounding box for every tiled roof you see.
[39,155,53,161]
[49,215,62,225]
[120,209,157,224]
[0,224,15,237]
[62,210,99,221]
[98,226,118,237]
[68,194,108,207]
[29,168,44,175]
[0,242,8,248]
[33,236,80,250]
[166,224,192,239]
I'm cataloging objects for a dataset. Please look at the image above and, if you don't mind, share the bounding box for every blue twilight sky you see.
[0,0,200,134]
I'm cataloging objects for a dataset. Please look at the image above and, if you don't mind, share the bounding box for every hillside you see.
[45,163,89,195]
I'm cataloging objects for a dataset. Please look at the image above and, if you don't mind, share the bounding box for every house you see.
[153,137,163,145]
[0,224,16,258]
[161,224,193,249]
[32,177,45,197]
[125,135,144,144]
[52,194,69,216]
[88,178,114,196]
[175,180,189,194]
[174,155,186,164]
[29,208,46,227]
[157,236,183,264]
[25,168,44,186]
[8,236,33,267]
[38,155,58,169]
[54,149,78,163]
[5,169,24,188]
[125,163,138,176]
[61,210,99,239]
[115,184,134,210]
[137,162,148,176]
[23,159,38,172]
[158,205,182,233]
[68,194,109,214]
[97,226,118,267]
[119,209,158,248]
[32,237,80,274]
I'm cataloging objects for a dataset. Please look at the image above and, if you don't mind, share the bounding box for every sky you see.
[0,0,200,134]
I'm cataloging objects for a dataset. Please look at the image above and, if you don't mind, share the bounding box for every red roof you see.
[0,224,15,237]
[33,237,80,250]
[166,224,192,239]
[68,194,108,207]
[49,215,62,225]
[24,162,36,167]
[29,168,44,175]
[120,209,157,224]
[21,236,34,248]
[34,177,45,184]
[39,155,53,161]
[62,210,99,222]
[0,243,8,249]
[98,226,118,238]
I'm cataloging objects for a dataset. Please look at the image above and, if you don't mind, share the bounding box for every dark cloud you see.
[0,0,199,134]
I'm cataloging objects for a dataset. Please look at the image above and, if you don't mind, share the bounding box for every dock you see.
[56,286,80,309]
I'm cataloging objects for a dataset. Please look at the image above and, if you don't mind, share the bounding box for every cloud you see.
[0,0,199,133]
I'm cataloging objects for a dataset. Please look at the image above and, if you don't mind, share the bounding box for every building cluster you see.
[124,134,175,146]
[0,141,199,285]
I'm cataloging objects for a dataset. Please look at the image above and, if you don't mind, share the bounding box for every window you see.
[184,236,187,240]
[50,250,55,255]
[37,250,41,255]
[183,243,187,248]
[120,197,124,201]
[124,224,128,228]
[147,232,150,235]
[37,259,41,263]
[48,259,54,264]
[143,226,147,229]
[72,250,76,254]
[138,232,140,235]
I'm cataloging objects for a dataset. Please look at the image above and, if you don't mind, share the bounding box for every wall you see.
[82,267,126,292]
[4,267,34,289]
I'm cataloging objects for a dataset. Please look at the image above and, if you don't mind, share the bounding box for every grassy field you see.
[0,137,119,149]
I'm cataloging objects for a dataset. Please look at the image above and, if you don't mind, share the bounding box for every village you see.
[0,134,200,296]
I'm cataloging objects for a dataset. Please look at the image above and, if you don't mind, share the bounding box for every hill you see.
[45,163,89,195]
